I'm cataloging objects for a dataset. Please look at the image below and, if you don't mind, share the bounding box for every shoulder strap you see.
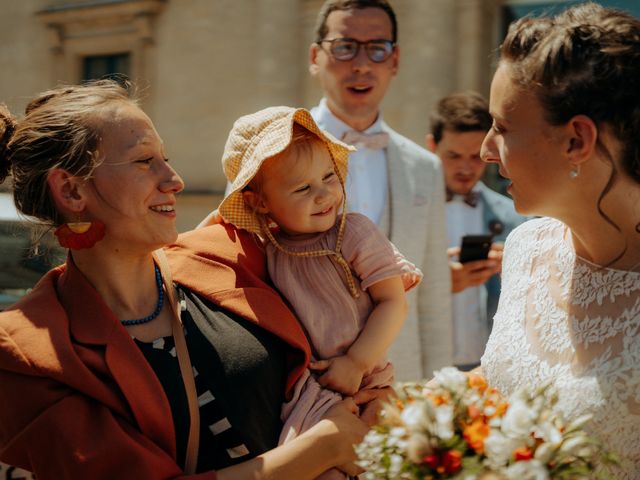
[154,249,200,474]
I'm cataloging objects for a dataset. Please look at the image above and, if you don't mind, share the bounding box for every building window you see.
[82,52,130,82]
[38,0,165,86]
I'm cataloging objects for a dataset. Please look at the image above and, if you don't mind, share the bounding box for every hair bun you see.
[0,104,17,183]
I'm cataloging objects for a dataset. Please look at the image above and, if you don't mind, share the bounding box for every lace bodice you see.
[482,217,640,478]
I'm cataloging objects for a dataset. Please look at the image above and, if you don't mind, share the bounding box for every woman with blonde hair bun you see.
[479,3,640,478]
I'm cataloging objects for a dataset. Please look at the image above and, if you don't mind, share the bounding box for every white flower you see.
[504,459,549,480]
[559,434,590,456]
[501,398,537,438]
[484,431,523,468]
[433,404,455,440]
[434,366,468,392]
[389,453,404,477]
[533,442,556,464]
[401,402,425,431]
[533,420,562,445]
[566,414,592,433]
[387,427,407,449]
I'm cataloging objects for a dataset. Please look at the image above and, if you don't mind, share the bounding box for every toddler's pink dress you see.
[266,213,419,450]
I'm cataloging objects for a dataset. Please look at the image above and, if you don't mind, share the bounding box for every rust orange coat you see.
[0,225,311,479]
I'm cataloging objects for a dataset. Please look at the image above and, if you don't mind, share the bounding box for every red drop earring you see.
[54,219,106,249]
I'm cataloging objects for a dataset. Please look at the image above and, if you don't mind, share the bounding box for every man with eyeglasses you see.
[309,0,452,382]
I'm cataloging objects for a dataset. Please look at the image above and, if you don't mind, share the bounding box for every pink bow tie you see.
[341,130,390,150]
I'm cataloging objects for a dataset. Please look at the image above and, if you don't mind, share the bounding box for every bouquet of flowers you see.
[356,367,615,479]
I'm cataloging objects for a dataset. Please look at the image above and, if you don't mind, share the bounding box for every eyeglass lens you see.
[326,39,393,63]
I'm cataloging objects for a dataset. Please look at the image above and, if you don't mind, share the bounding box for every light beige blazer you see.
[377,123,453,381]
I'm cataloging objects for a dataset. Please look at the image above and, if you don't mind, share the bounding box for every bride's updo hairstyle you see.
[500,2,640,186]
[0,80,137,227]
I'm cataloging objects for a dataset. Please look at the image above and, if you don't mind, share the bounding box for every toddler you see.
[218,107,421,479]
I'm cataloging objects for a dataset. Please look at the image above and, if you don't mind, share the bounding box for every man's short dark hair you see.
[429,92,492,144]
[314,0,398,44]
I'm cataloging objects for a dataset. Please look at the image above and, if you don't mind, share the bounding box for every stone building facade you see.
[0,0,509,230]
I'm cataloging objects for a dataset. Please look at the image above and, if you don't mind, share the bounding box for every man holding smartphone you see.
[426,92,527,370]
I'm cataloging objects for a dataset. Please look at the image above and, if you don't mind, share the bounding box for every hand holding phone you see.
[458,234,493,263]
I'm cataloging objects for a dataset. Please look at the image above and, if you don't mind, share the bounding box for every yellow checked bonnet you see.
[218,106,354,234]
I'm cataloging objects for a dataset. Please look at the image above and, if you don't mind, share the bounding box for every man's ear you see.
[425,133,437,153]
[242,190,269,214]
[309,43,320,76]
[47,168,87,214]
[390,44,400,76]
[566,114,598,165]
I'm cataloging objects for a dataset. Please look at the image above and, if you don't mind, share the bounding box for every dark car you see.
[0,193,64,310]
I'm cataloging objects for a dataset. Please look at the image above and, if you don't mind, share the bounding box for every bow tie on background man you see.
[446,188,480,208]
[341,130,390,150]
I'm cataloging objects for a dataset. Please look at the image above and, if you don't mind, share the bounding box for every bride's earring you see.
[569,164,581,179]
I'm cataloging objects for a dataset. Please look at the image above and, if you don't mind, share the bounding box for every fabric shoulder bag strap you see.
[154,249,201,474]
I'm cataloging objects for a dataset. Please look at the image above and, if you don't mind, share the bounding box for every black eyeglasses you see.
[318,37,395,63]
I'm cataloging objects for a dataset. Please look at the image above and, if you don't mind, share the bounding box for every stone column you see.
[255,0,302,106]
[456,0,484,92]
[456,0,503,96]
[388,0,458,144]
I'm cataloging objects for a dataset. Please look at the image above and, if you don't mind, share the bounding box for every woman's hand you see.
[320,398,370,476]
[354,386,396,426]
[217,397,370,480]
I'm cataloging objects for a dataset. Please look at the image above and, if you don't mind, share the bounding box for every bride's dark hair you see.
[500,2,640,257]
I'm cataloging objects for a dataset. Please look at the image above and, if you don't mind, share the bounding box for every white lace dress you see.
[482,217,640,479]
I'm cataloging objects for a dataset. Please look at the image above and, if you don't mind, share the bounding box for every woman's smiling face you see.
[86,103,184,253]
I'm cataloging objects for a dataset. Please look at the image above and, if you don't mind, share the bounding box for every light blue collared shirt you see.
[446,190,488,365]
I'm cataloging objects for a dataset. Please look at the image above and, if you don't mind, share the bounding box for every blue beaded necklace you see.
[121,264,164,326]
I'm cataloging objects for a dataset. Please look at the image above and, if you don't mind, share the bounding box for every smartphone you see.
[459,234,493,263]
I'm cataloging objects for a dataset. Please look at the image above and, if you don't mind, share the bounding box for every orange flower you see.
[463,418,490,454]
[468,374,488,392]
[468,404,482,420]
[514,447,534,461]
[428,393,449,406]
[487,387,501,396]
[494,401,509,418]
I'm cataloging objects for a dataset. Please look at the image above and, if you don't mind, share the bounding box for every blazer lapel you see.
[58,257,176,458]
[382,125,412,247]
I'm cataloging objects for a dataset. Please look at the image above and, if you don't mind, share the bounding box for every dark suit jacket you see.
[0,224,310,479]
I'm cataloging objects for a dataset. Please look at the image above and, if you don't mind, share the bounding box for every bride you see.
[479,2,640,478]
